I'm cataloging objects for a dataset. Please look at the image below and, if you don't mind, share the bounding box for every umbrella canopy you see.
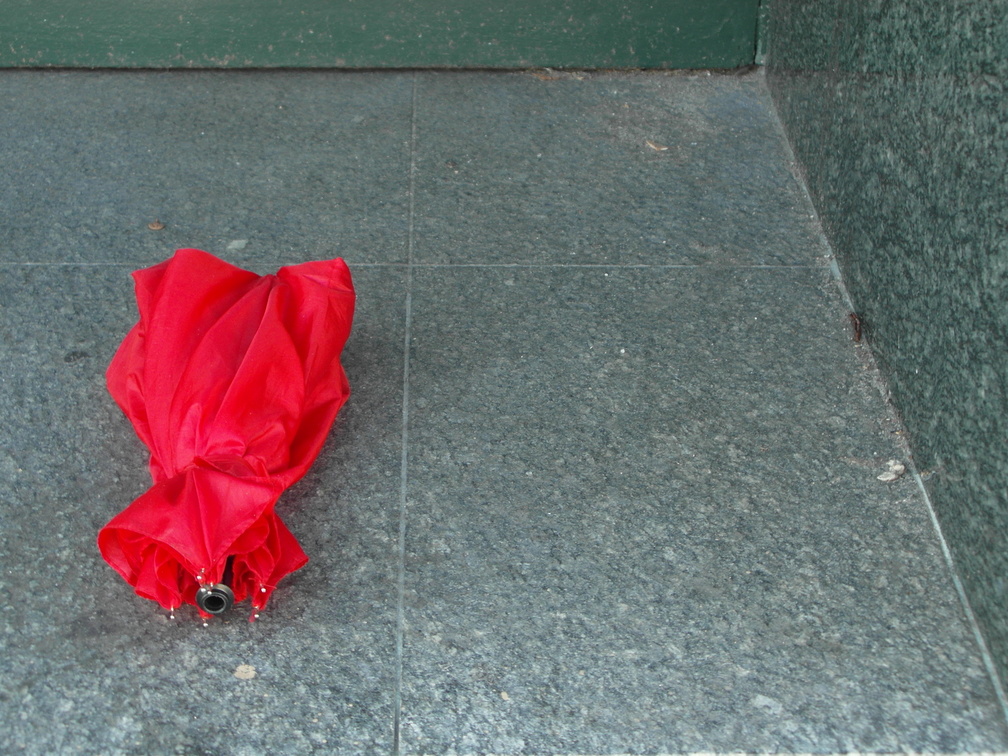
[98,249,355,617]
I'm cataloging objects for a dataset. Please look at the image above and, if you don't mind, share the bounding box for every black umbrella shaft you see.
[221,555,234,587]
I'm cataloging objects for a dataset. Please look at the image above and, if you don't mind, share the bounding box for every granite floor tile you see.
[2,69,1006,756]
[411,71,824,267]
[0,71,413,266]
[0,264,406,754]
[398,265,1008,754]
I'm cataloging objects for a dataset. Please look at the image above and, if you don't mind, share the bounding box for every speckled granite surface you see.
[0,72,413,266]
[399,265,1002,753]
[766,0,1008,693]
[1,70,1006,754]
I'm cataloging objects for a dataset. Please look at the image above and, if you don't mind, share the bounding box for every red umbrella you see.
[98,248,355,620]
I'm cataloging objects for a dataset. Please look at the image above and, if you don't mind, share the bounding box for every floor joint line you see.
[392,70,418,756]
[913,470,1008,726]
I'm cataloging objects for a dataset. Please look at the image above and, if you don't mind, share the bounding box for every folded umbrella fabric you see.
[98,248,355,616]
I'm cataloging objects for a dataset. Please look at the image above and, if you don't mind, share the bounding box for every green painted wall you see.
[766,0,1008,693]
[0,1,759,69]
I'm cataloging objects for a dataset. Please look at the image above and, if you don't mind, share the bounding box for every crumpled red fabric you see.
[98,248,355,614]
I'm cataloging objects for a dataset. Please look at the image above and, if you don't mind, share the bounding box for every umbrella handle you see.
[196,556,235,614]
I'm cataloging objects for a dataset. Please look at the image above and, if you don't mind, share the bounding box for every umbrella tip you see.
[195,555,236,616]
[196,582,235,615]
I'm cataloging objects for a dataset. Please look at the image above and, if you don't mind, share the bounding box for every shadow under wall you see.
[765,0,1008,692]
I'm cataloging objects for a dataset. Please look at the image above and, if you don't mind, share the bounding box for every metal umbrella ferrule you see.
[196,583,235,614]
[196,555,235,615]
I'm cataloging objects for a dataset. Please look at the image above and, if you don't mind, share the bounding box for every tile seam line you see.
[392,70,418,756]
[913,471,1008,725]
[407,262,812,269]
[765,72,1008,729]
[0,261,816,270]
[401,752,1005,756]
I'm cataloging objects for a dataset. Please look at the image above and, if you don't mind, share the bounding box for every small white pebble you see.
[500,691,510,701]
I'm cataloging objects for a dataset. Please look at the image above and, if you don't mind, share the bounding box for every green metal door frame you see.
[1,1,761,69]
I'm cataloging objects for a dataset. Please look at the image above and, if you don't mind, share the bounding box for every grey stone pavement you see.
[1,70,1006,754]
